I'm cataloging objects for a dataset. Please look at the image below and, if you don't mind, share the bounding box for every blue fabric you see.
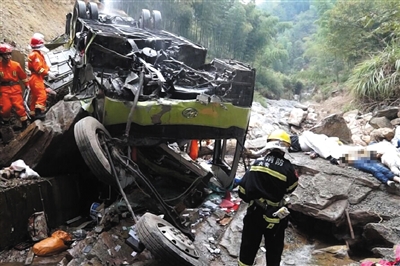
[353,159,394,184]
[397,139,400,148]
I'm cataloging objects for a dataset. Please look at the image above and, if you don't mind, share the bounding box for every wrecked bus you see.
[46,1,255,264]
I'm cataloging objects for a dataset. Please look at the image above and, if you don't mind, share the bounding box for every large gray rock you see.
[373,107,399,120]
[286,151,400,256]
[310,114,353,144]
[369,116,393,129]
[363,223,400,247]
[288,108,307,127]
[369,127,394,142]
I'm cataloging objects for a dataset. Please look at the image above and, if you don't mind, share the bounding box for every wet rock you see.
[313,245,349,259]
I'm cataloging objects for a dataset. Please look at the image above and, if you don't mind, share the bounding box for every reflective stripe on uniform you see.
[287,181,298,192]
[258,197,280,207]
[38,68,44,74]
[267,223,275,229]
[239,186,246,195]
[263,214,280,224]
[250,165,287,182]
[238,259,252,266]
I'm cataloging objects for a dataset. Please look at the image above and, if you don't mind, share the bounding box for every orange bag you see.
[32,230,72,256]
[189,140,199,160]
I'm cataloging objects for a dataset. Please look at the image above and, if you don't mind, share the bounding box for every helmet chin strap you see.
[33,46,49,53]
[265,141,289,153]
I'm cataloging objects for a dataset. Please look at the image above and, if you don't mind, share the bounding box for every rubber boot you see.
[35,108,46,120]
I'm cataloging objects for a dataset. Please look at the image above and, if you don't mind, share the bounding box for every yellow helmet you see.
[267,129,291,147]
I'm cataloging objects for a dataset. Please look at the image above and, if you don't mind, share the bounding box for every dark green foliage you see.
[347,44,400,101]
[256,68,284,99]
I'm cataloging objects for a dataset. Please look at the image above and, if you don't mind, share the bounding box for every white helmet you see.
[29,33,49,52]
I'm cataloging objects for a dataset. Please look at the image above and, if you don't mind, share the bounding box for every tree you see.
[324,0,400,63]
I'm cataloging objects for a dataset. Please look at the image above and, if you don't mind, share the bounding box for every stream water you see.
[281,225,360,266]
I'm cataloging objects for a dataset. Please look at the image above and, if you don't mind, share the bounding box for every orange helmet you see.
[0,43,13,54]
[30,33,45,49]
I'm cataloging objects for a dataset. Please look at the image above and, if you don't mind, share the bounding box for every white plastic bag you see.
[10,159,40,178]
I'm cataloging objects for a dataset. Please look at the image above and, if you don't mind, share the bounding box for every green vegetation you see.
[110,0,400,104]
[347,44,400,102]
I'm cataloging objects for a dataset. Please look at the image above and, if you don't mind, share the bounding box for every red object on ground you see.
[220,191,235,208]
[189,140,199,160]
[220,199,235,208]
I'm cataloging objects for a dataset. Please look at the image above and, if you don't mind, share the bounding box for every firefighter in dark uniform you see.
[238,129,298,266]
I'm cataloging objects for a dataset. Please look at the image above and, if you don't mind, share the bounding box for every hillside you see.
[1,0,73,54]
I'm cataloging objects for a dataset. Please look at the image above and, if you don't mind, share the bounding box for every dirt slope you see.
[1,0,74,54]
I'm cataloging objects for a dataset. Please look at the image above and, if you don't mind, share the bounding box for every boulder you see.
[390,118,400,126]
[309,114,352,144]
[363,223,400,247]
[369,127,394,143]
[288,108,307,127]
[283,151,400,256]
[371,247,396,261]
[369,116,393,129]
[373,107,399,120]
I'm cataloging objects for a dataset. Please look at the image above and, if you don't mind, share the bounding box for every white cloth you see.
[368,140,400,176]
[381,151,400,176]
[299,131,343,159]
[392,126,400,147]
[366,140,395,154]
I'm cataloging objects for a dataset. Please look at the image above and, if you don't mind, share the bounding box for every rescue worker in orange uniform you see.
[28,33,52,120]
[237,129,298,266]
[0,43,29,129]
